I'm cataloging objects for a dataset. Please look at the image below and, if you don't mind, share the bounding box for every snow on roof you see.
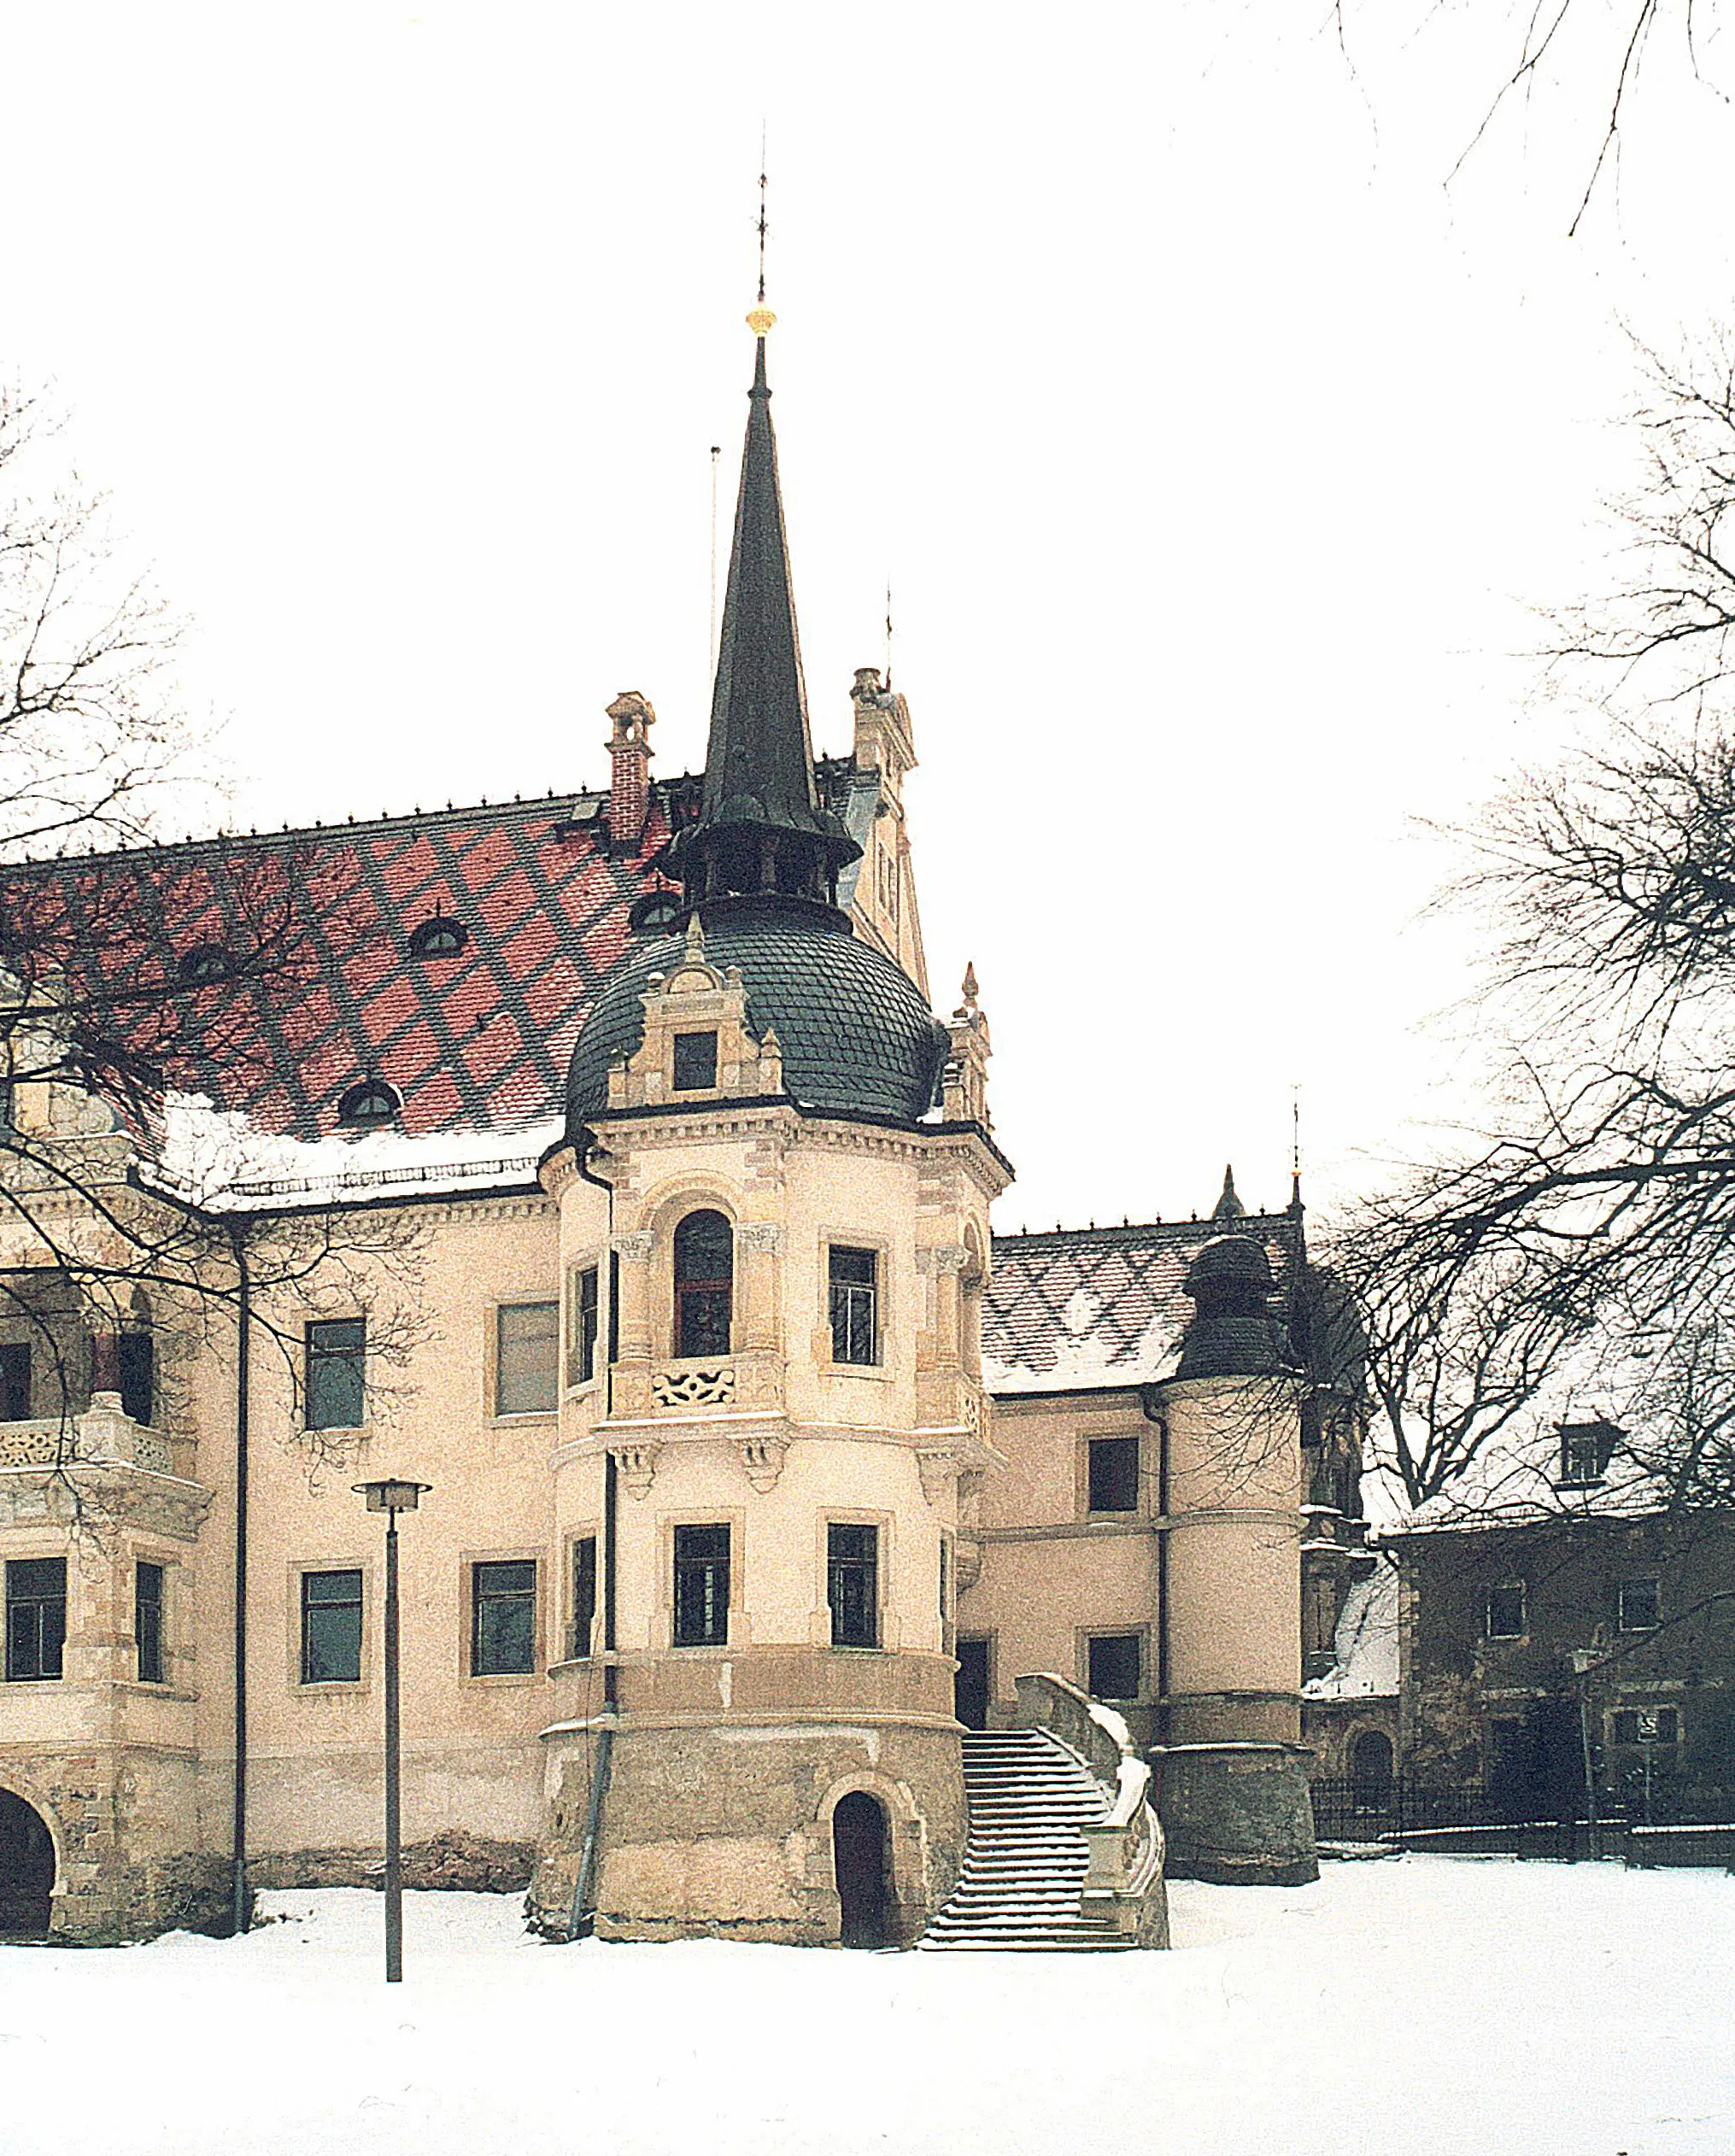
[1303,1558,1398,1701]
[983,1213,1304,1397]
[146,1092,559,1210]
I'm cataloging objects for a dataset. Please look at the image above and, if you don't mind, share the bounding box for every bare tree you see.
[1332,336,1735,1509]
[1334,3,1732,234]
[0,382,427,1520]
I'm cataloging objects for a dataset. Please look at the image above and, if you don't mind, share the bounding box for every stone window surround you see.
[286,1555,372,1696]
[1078,1623,1148,1704]
[2,1542,72,1688]
[1075,1424,1146,1522]
[656,1506,747,1651]
[301,1310,368,1439]
[817,1227,893,1380]
[484,1297,560,1425]
[822,1506,896,1654]
[460,1548,545,1684]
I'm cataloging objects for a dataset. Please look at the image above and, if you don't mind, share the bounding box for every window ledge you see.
[489,1410,559,1427]
[0,1676,65,1690]
[461,1670,541,1686]
[295,1680,367,1696]
[821,1361,894,1384]
[302,1425,371,1442]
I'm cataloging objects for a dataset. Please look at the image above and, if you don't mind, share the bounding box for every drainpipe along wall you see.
[570,1134,618,1936]
[228,1223,251,1936]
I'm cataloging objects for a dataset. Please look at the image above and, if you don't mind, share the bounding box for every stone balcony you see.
[611,1351,784,1422]
[0,1397,186,1479]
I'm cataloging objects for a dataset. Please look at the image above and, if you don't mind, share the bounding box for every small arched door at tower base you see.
[832,1790,891,1949]
[0,1790,55,1938]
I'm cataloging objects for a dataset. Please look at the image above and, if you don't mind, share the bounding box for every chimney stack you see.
[606,691,655,851]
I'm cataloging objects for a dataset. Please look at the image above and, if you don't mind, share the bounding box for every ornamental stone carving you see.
[739,1435,788,1491]
[611,1231,654,1263]
[917,1244,969,1276]
[735,1222,784,1254]
[607,1440,661,1498]
[650,1362,736,1409]
[917,1449,956,1506]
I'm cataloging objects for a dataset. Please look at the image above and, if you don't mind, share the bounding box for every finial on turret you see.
[958,962,980,1018]
[1212,1164,1247,1222]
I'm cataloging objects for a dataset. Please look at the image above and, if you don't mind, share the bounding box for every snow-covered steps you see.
[920,1730,1137,1951]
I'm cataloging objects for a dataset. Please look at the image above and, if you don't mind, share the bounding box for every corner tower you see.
[530,312,1010,1946]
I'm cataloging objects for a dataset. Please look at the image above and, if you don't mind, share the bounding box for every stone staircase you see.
[920,1728,1139,1950]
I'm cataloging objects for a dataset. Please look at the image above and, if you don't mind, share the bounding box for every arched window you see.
[673,1209,733,1359]
[337,1078,401,1130]
[409,913,468,959]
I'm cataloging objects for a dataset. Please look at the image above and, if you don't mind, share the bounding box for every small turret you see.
[1176,1235,1288,1379]
[1211,1164,1247,1222]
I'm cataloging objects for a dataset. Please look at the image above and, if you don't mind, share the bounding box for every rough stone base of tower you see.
[529,1718,965,1946]
[1153,1741,1320,1887]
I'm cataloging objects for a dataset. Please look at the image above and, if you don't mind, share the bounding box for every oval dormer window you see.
[337,1078,401,1130]
[409,914,468,959]
[178,944,232,985]
[629,889,683,935]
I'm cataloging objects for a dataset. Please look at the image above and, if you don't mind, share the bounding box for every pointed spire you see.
[671,317,859,917]
[1212,1163,1247,1221]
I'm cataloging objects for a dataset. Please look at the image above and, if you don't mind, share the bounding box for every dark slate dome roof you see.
[566,902,947,1130]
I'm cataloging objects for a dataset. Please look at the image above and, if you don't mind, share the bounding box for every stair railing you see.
[1011,1673,1168,1946]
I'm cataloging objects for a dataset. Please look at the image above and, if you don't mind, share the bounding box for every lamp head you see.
[354,1478,431,1514]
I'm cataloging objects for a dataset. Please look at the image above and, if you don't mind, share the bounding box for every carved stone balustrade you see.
[0,1401,180,1478]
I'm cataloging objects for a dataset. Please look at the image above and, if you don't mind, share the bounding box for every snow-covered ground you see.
[3,1857,1730,2155]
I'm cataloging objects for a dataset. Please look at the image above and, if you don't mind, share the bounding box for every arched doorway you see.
[1349,1729,1394,1809]
[0,1790,56,1938]
[832,1790,890,1948]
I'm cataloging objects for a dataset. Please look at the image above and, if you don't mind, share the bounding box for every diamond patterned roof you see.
[2,790,678,1144]
[0,759,882,1154]
[984,1214,1304,1397]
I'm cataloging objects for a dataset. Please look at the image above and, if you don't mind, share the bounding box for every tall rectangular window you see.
[305,1319,365,1432]
[571,1536,598,1659]
[829,1523,879,1649]
[829,1246,879,1366]
[1087,1435,1140,1513]
[672,1030,718,1093]
[672,1525,730,1647]
[1619,1578,1661,1632]
[1485,1582,1527,1640]
[4,1557,66,1682]
[0,1343,30,1421]
[568,1266,601,1386]
[300,1568,363,1684]
[119,1332,155,1427]
[1087,1631,1141,1701]
[136,1561,165,1684]
[495,1301,559,1415]
[472,1559,536,1676]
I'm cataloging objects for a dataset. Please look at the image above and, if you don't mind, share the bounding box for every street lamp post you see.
[355,1478,431,1983]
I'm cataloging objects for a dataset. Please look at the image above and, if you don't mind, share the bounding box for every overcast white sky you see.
[7,3,1735,1230]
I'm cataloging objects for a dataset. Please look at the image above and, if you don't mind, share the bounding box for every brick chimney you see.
[606,691,655,851]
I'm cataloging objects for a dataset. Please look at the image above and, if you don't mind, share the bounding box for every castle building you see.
[0,313,1359,1946]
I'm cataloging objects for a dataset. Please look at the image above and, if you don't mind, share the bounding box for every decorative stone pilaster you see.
[736,1220,784,1358]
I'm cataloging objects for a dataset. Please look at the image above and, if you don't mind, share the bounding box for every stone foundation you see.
[1153,1741,1319,1886]
[530,1715,965,1946]
[248,1828,536,1895]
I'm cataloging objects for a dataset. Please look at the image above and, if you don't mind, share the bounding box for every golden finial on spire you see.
[747,132,776,337]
